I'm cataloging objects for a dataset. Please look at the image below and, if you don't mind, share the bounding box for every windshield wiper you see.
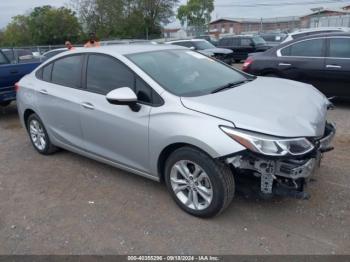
[211,79,252,94]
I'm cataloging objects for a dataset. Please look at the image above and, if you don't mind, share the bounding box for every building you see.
[342,5,350,12]
[162,28,187,40]
[209,17,300,35]
[300,9,348,28]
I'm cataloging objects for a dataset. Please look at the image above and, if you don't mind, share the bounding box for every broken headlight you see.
[220,126,314,156]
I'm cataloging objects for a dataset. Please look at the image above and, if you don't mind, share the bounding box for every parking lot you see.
[0,97,349,255]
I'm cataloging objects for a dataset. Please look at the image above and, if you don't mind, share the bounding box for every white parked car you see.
[282,27,350,43]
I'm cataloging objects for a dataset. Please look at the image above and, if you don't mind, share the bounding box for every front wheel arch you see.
[158,143,216,183]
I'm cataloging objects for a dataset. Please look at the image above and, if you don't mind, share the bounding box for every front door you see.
[79,54,151,173]
[277,38,326,89]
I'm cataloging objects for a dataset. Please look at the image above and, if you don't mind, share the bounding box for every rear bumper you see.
[226,122,336,198]
[0,86,16,102]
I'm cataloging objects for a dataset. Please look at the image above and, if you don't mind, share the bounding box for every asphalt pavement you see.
[0,101,349,255]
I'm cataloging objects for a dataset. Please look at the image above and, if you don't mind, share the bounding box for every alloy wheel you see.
[29,119,47,151]
[170,160,213,210]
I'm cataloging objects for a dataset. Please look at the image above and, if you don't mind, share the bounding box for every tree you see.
[28,6,82,45]
[72,0,178,39]
[177,0,214,35]
[2,15,32,46]
[1,6,82,46]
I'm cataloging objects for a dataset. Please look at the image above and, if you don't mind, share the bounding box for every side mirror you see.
[189,46,196,50]
[249,42,255,47]
[106,87,141,112]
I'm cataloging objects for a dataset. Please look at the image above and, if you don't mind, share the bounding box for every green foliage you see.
[177,0,214,34]
[73,0,178,40]
[0,6,82,46]
[0,0,178,46]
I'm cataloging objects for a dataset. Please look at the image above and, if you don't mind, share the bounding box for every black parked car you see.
[217,35,270,62]
[242,32,350,98]
[167,39,233,64]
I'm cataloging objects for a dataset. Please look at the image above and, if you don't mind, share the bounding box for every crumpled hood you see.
[181,77,329,138]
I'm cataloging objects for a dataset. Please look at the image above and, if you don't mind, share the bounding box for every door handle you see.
[39,89,48,95]
[279,63,291,66]
[81,102,95,110]
[10,70,19,74]
[326,64,341,69]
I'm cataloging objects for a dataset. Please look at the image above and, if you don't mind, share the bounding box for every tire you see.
[0,101,11,107]
[164,147,235,218]
[26,113,57,155]
[234,59,241,63]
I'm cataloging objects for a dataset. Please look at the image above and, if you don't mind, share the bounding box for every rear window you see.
[51,55,83,88]
[329,38,350,58]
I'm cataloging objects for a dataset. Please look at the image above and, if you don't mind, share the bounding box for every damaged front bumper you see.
[226,122,336,199]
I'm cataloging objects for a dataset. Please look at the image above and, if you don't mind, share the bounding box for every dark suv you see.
[217,35,270,62]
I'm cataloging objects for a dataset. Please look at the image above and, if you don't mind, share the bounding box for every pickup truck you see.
[0,49,41,107]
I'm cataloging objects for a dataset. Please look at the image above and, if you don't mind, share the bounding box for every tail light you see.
[14,82,20,92]
[242,57,254,72]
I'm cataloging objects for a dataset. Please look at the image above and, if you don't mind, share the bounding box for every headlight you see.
[220,126,314,156]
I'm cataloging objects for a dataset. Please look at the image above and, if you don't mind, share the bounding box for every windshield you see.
[128,50,248,97]
[193,41,216,50]
[252,36,267,45]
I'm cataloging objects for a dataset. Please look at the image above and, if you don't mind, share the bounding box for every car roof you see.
[292,32,350,41]
[53,44,187,58]
[290,27,349,35]
[167,39,207,43]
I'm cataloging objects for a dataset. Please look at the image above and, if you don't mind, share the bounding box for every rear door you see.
[276,38,326,89]
[36,54,85,148]
[239,37,255,60]
[78,54,153,173]
[323,37,350,97]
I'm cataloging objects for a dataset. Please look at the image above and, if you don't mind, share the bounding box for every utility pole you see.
[311,7,324,28]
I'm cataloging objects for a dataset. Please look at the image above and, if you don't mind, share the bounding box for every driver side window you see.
[87,54,134,95]
[86,54,162,105]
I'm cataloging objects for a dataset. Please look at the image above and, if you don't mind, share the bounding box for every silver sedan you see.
[16,44,335,217]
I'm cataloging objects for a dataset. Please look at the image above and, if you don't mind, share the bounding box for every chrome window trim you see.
[277,36,350,59]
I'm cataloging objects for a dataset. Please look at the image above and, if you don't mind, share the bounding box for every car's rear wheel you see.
[27,113,57,155]
[164,147,235,217]
[0,101,11,107]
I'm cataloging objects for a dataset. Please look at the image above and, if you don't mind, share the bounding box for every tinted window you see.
[43,63,53,82]
[135,77,152,104]
[219,38,232,46]
[51,55,82,88]
[0,52,8,64]
[87,54,134,95]
[281,39,324,57]
[329,38,350,58]
[241,38,252,46]
[128,50,248,97]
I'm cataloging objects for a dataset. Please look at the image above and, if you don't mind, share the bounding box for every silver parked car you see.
[16,45,336,217]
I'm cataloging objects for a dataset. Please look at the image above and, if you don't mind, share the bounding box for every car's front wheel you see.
[165,147,235,217]
[27,113,57,155]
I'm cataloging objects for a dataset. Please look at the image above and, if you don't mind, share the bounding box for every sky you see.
[0,0,349,29]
